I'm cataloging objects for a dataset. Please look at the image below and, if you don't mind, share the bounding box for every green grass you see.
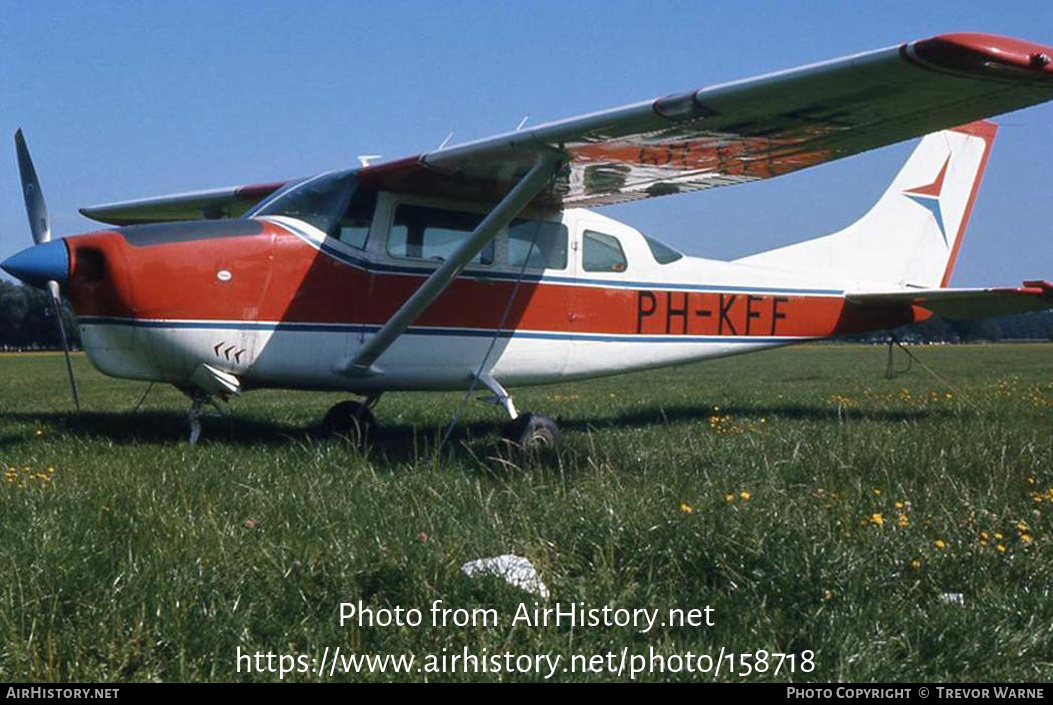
[0,343,1051,682]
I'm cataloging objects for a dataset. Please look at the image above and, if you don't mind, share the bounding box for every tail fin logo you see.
[903,155,950,247]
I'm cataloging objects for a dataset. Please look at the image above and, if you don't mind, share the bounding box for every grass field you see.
[0,343,1051,682]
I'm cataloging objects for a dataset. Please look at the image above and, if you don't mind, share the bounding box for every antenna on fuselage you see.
[437,132,455,150]
[516,116,529,132]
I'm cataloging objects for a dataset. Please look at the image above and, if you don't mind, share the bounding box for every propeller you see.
[14,130,80,411]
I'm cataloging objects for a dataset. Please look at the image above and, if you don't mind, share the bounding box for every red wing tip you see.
[912,33,1053,78]
[1022,280,1053,298]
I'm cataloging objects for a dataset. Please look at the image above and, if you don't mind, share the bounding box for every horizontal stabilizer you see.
[847,280,1053,320]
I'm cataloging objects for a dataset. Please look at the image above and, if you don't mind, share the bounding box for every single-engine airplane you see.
[5,33,1053,447]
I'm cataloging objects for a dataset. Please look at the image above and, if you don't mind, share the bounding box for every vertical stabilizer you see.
[737,121,996,289]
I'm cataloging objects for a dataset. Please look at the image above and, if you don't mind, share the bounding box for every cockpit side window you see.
[583,230,628,272]
[387,204,493,265]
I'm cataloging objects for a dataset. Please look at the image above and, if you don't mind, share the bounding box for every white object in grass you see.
[461,555,550,599]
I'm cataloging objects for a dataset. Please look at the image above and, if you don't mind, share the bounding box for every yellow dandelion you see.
[1016,522,1029,532]
[934,539,946,550]
[997,544,1007,553]
[898,514,909,528]
[739,491,751,501]
[910,559,922,570]
[870,513,884,527]
[724,493,735,503]
[679,503,693,515]
[1021,534,1032,543]
[895,501,904,510]
[872,488,882,497]
[994,532,1003,540]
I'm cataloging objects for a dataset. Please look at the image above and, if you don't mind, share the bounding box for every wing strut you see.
[335,153,563,377]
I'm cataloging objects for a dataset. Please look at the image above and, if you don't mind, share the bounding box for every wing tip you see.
[910,33,1053,80]
[1022,280,1053,299]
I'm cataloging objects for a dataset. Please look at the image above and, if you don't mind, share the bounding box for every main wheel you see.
[323,400,377,444]
[505,413,560,450]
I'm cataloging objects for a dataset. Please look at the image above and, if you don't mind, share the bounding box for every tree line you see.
[0,280,80,351]
[0,280,1050,351]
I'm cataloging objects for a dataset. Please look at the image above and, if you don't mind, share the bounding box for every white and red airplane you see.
[5,33,1053,446]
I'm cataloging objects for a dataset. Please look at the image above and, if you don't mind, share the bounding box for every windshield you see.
[643,233,683,264]
[247,169,357,238]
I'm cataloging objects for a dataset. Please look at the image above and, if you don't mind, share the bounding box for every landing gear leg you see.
[473,370,560,450]
[184,392,224,446]
[473,370,518,420]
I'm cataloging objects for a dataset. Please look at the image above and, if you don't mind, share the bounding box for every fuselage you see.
[56,190,923,396]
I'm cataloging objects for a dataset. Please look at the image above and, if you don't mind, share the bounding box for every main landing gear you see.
[322,394,381,444]
[473,371,561,451]
[505,413,561,450]
[320,375,561,452]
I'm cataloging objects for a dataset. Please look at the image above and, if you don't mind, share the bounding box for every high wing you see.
[82,32,1053,225]
[848,281,1053,320]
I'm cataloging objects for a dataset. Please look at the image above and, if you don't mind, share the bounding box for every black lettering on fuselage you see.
[637,291,657,333]
[666,291,688,334]
[771,296,788,335]
[718,294,738,335]
[634,290,793,337]
[745,294,762,335]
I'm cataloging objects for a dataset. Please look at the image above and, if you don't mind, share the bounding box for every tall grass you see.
[0,344,1050,681]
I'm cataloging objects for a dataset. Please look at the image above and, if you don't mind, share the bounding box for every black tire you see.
[505,413,561,450]
[323,400,376,444]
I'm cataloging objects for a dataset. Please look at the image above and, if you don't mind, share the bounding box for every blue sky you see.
[2,1,1051,287]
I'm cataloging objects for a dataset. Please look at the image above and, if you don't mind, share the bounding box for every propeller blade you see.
[15,129,51,245]
[47,281,80,412]
[13,131,79,411]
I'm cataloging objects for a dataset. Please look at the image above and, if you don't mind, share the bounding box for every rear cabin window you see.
[508,219,568,270]
[387,204,493,265]
[583,230,628,272]
[643,233,683,264]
